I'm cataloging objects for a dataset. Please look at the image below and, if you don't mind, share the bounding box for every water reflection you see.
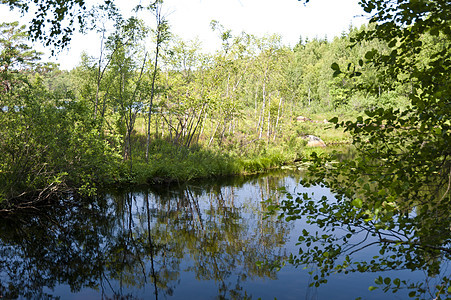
[0,171,297,299]
[0,196,113,299]
[1,170,444,299]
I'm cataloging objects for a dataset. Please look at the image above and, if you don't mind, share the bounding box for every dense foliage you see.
[276,0,450,298]
[1,0,446,205]
[0,0,449,298]
[1,0,118,49]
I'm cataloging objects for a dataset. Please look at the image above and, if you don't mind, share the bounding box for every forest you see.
[0,0,449,298]
[1,3,430,205]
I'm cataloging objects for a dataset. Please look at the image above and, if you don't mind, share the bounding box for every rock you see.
[305,135,326,147]
[307,140,327,147]
[296,116,312,122]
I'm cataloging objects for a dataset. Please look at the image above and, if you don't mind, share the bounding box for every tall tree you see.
[145,0,170,162]
[0,22,41,93]
[107,17,148,169]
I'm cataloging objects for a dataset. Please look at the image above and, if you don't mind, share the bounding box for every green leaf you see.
[351,198,363,208]
[388,39,397,48]
[413,41,422,48]
[331,62,340,71]
[430,27,439,36]
[333,70,342,77]
[365,50,375,60]
[377,189,386,196]
[368,286,378,291]
[329,117,338,123]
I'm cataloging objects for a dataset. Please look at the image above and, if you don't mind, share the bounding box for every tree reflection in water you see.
[0,171,295,299]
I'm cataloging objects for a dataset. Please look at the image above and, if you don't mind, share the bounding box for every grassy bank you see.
[113,113,350,186]
[0,102,351,205]
[115,139,292,185]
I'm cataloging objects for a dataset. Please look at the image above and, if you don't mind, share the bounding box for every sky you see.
[1,0,368,70]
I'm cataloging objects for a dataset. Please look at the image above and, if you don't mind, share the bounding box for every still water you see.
[0,170,444,299]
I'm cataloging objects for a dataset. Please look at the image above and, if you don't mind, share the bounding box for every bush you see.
[0,81,120,202]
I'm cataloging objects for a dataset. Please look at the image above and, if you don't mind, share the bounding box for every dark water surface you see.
[0,170,444,299]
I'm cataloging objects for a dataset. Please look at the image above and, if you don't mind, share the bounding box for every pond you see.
[0,170,448,299]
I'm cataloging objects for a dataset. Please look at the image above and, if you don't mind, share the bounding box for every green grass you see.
[112,111,355,185]
[115,138,298,185]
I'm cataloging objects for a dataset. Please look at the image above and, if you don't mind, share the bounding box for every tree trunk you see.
[266,93,271,141]
[273,96,283,141]
[146,4,165,163]
[258,68,268,140]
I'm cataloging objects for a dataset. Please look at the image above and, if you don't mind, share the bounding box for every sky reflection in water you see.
[0,170,439,299]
